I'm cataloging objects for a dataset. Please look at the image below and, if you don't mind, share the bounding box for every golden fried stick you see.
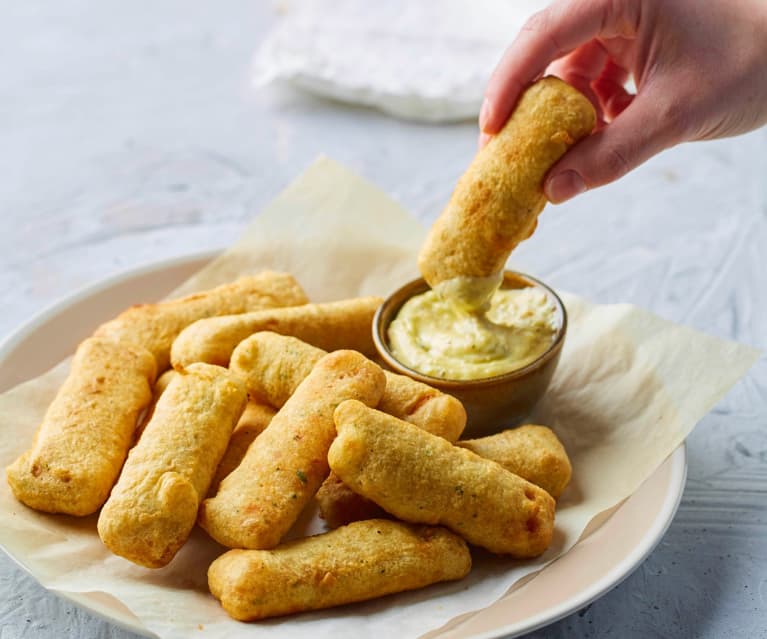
[376,371,465,441]
[229,332,324,407]
[170,297,382,369]
[209,400,276,494]
[317,366,470,528]
[199,351,386,550]
[135,368,179,439]
[6,337,156,516]
[229,332,467,527]
[208,519,471,621]
[418,77,596,308]
[152,368,178,397]
[97,363,247,568]
[330,400,555,557]
[143,368,275,493]
[315,473,388,528]
[458,425,571,499]
[229,332,466,439]
[95,272,308,370]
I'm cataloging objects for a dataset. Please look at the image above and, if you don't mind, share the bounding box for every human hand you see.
[479,0,767,203]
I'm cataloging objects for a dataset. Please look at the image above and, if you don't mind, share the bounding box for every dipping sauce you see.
[431,273,504,312]
[387,285,558,380]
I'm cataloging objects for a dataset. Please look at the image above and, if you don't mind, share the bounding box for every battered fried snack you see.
[376,371,465,441]
[209,400,276,494]
[315,473,388,528]
[317,368,471,528]
[135,369,179,439]
[330,400,556,557]
[458,425,571,499]
[97,363,247,568]
[171,297,382,369]
[199,351,386,550]
[95,272,308,370]
[208,519,471,621]
[418,77,596,309]
[229,332,466,439]
[152,369,178,397]
[6,337,156,516]
[229,332,467,527]
[230,332,324,407]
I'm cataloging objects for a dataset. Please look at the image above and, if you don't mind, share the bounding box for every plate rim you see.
[488,443,687,639]
[0,251,688,639]
[0,250,218,378]
[0,252,221,638]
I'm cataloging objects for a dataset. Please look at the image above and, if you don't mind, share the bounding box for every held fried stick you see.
[418,77,596,308]
[170,297,383,369]
[329,400,556,557]
[208,520,471,621]
[97,363,247,568]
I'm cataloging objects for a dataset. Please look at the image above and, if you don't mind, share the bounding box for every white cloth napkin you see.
[254,0,549,122]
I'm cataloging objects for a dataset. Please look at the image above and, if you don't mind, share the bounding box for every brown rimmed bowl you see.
[373,270,567,438]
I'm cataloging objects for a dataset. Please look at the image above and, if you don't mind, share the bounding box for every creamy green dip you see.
[388,285,558,380]
[432,273,504,312]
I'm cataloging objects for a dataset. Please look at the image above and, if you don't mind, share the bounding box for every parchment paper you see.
[0,157,759,638]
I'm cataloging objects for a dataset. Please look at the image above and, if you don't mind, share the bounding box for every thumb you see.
[544,92,683,203]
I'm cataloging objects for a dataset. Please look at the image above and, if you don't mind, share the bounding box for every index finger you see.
[481,0,638,133]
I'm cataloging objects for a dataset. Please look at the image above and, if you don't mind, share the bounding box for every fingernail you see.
[478,131,492,149]
[545,170,587,203]
[479,98,491,131]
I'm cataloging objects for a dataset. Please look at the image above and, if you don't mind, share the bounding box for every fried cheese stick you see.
[229,332,465,439]
[418,77,596,309]
[458,425,572,499]
[170,297,382,369]
[97,363,247,568]
[315,473,388,528]
[135,368,179,439]
[208,519,471,621]
[95,272,308,370]
[141,370,275,492]
[199,351,386,549]
[153,368,178,397]
[208,400,276,494]
[6,337,156,516]
[229,332,467,527]
[329,400,555,557]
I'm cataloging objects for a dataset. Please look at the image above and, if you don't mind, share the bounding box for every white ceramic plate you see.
[0,252,687,638]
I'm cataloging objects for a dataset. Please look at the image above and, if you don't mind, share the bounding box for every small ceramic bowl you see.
[373,270,567,438]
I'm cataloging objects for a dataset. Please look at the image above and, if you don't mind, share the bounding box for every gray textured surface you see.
[1,1,765,638]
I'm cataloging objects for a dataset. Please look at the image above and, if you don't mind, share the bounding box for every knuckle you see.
[522,8,565,58]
